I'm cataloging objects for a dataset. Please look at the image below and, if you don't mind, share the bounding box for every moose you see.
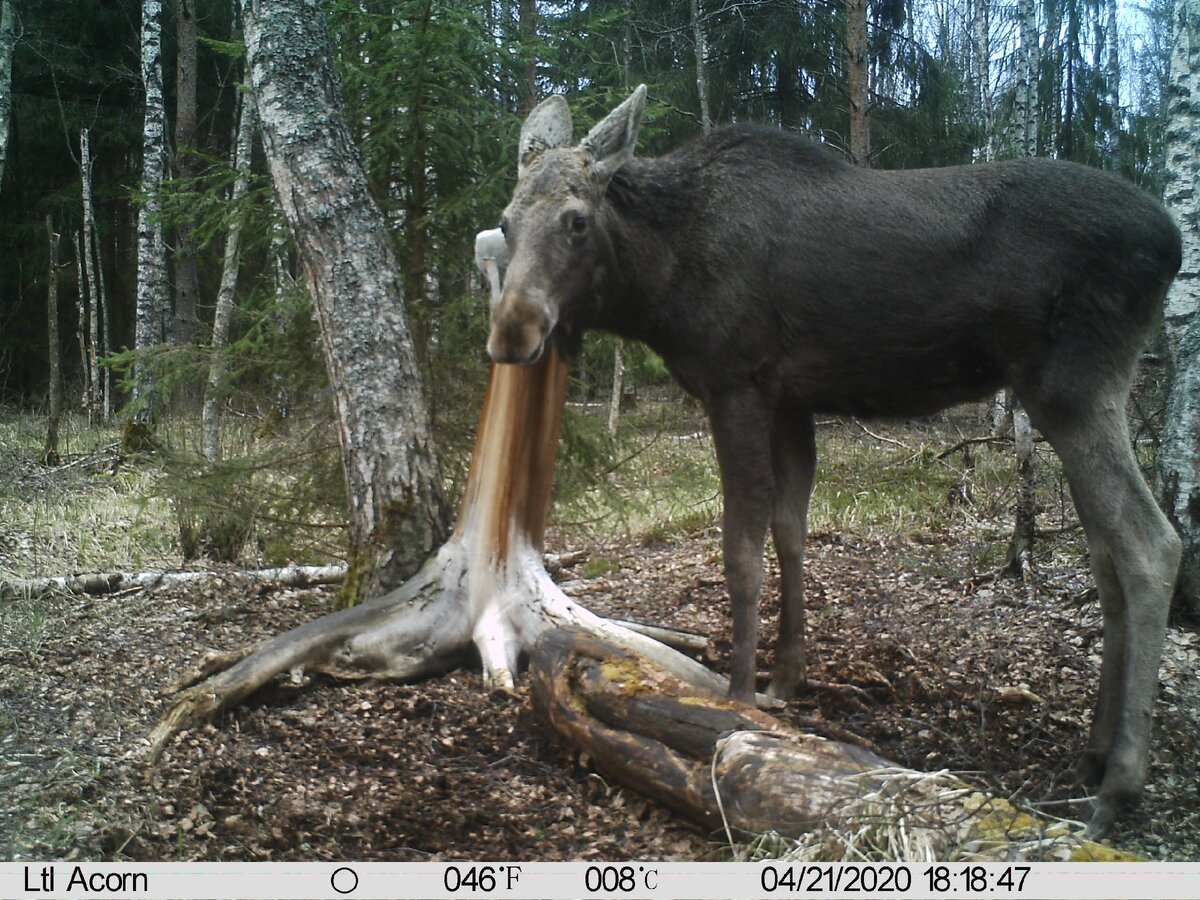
[489,85,1182,834]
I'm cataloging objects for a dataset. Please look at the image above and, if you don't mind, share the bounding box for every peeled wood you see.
[149,344,735,760]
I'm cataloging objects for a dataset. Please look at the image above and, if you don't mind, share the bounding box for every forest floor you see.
[3,415,1200,862]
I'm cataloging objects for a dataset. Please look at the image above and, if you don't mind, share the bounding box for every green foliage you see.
[159,417,346,567]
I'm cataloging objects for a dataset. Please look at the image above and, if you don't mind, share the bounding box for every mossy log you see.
[529,627,1137,861]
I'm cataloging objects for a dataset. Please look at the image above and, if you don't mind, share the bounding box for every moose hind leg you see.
[709,391,776,700]
[1032,399,1179,833]
[767,409,817,700]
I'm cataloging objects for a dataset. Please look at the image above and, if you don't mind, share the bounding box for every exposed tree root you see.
[148,537,738,761]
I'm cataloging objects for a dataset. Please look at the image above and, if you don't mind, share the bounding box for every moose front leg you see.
[708,391,775,700]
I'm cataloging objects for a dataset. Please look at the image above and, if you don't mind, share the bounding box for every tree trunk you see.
[1105,0,1121,166]
[691,0,713,133]
[242,0,451,602]
[0,0,14,187]
[201,85,256,463]
[1005,406,1037,583]
[173,0,200,346]
[1163,0,1200,352]
[846,0,870,165]
[72,230,91,416]
[151,337,733,758]
[43,217,63,466]
[973,0,995,161]
[1159,0,1200,616]
[1010,0,1034,156]
[608,341,624,435]
[519,0,536,112]
[81,129,103,425]
[134,0,170,421]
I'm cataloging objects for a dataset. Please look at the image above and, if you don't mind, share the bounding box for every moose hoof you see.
[1085,803,1116,840]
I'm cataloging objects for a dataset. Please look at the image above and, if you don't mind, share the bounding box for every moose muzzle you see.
[488,288,554,365]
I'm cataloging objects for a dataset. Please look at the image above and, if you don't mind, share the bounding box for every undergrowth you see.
[1,395,1082,580]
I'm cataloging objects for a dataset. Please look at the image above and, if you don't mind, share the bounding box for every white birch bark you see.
[690,0,713,133]
[1105,0,1121,165]
[608,342,624,435]
[1007,1,1039,570]
[1010,0,1039,156]
[81,129,102,424]
[43,217,63,465]
[1163,0,1200,350]
[0,0,15,187]
[72,230,90,414]
[974,0,996,162]
[242,0,450,600]
[134,0,170,419]
[201,87,256,463]
[1161,319,1200,615]
[1160,0,1200,615]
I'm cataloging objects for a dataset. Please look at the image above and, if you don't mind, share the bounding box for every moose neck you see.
[585,158,693,351]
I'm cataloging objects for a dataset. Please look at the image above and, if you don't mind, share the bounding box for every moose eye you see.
[571,215,588,234]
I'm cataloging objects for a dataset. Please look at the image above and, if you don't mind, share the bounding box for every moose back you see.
[490,86,1182,835]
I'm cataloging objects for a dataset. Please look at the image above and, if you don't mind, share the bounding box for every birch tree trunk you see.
[43,217,63,466]
[608,342,623,435]
[173,0,200,346]
[974,0,995,162]
[72,230,91,416]
[1163,0,1200,352]
[1105,0,1121,165]
[134,0,170,421]
[1011,0,1039,157]
[690,0,713,133]
[242,0,451,601]
[81,129,102,424]
[1159,0,1200,616]
[201,86,256,464]
[1006,3,1040,575]
[0,0,14,187]
[846,0,870,165]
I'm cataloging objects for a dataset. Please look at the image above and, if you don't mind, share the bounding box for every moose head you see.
[487,86,648,365]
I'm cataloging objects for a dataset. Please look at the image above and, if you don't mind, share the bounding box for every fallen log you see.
[529,627,1137,862]
[0,564,347,600]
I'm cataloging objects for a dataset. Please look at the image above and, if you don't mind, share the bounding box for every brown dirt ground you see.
[2,526,1199,862]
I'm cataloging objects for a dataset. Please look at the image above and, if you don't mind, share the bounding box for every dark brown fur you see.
[492,88,1182,835]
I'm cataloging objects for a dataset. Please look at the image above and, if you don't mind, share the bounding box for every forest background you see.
[3,0,1200,864]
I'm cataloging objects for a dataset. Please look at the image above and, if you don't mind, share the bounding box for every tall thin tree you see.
[1163,0,1200,349]
[0,0,15,186]
[133,0,170,421]
[1158,0,1200,616]
[201,86,256,463]
[80,129,103,423]
[691,0,713,133]
[173,0,201,345]
[847,0,870,165]
[43,217,63,465]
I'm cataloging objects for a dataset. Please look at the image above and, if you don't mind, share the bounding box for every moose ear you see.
[518,95,573,175]
[581,84,647,181]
